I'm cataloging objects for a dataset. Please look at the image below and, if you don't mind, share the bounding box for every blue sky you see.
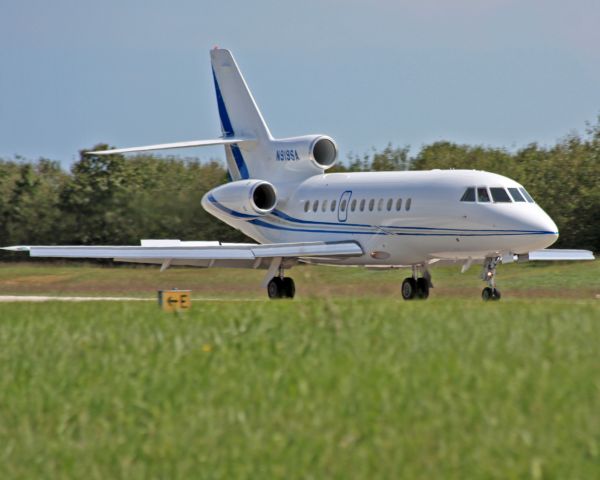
[1,0,599,165]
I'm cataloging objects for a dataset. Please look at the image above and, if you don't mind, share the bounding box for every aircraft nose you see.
[545,227,559,245]
[521,205,557,233]
[528,209,559,247]
[547,219,559,241]
[538,212,558,237]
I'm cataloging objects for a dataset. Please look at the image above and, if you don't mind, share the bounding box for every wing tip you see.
[1,246,31,252]
[528,249,595,261]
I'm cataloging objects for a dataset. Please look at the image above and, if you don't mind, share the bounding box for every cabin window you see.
[460,187,475,202]
[386,198,393,211]
[350,198,357,212]
[508,187,526,202]
[369,199,375,211]
[490,187,512,203]
[405,198,412,211]
[396,198,402,211]
[330,199,337,211]
[321,199,328,212]
[340,199,347,212]
[519,188,535,203]
[359,199,366,211]
[304,200,310,212]
[377,199,384,211]
[477,187,490,203]
[312,200,319,212]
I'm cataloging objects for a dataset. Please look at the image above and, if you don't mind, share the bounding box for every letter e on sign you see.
[158,290,192,312]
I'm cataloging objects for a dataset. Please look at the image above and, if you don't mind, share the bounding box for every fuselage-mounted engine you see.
[202,179,278,220]
[269,134,338,179]
[307,135,338,169]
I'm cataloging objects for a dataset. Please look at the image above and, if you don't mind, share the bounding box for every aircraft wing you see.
[2,240,363,271]
[524,249,595,261]
[86,137,254,155]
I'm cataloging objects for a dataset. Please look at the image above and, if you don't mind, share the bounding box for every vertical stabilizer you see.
[211,48,272,180]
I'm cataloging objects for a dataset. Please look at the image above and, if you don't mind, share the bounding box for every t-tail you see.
[87,47,339,183]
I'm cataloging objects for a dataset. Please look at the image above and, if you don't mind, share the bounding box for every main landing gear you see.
[401,265,433,300]
[267,276,295,299]
[481,256,501,301]
[265,259,295,299]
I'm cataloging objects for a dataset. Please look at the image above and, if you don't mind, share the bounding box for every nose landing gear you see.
[402,265,432,300]
[482,286,501,301]
[481,256,501,301]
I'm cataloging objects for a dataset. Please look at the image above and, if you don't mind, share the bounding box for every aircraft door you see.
[337,190,352,222]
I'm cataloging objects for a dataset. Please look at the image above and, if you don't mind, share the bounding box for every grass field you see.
[0,261,599,478]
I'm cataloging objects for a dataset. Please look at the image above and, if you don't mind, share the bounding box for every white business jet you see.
[4,48,594,300]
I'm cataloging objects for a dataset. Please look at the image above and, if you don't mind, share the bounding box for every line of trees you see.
[1,120,598,253]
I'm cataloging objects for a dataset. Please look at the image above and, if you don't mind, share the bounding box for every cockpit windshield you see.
[460,186,535,204]
[519,188,535,203]
[460,187,475,202]
[507,187,526,202]
[477,187,490,202]
[489,187,511,203]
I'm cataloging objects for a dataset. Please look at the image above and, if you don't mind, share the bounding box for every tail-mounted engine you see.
[202,179,277,217]
[271,135,338,174]
[309,136,338,169]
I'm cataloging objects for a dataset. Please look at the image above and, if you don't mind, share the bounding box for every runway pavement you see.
[0,295,153,302]
[0,295,261,302]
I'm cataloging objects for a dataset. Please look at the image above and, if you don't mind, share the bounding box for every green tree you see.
[58,146,132,244]
[1,159,66,245]
[58,147,246,245]
[333,143,411,172]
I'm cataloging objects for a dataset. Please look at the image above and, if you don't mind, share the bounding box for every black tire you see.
[402,278,417,300]
[267,277,283,299]
[482,287,493,301]
[491,288,501,301]
[282,277,296,299]
[416,278,430,299]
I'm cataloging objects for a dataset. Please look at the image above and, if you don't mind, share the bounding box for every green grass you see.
[0,261,599,478]
[0,299,599,478]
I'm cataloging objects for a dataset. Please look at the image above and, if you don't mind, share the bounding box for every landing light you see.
[370,251,390,260]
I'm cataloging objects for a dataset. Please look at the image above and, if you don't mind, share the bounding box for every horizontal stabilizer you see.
[86,137,254,155]
[526,249,595,261]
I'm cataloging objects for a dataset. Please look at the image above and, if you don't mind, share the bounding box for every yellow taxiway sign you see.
[158,290,191,312]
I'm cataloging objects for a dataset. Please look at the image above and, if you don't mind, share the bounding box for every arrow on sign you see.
[167,297,179,305]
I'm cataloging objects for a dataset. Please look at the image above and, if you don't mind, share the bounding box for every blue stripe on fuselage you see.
[250,218,556,236]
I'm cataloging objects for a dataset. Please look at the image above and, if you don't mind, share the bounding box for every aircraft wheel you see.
[482,287,502,301]
[416,278,430,299]
[401,278,417,300]
[482,287,501,301]
[267,277,283,299]
[282,277,296,299]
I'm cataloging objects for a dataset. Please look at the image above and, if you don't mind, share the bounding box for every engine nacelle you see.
[202,179,277,217]
[272,135,338,172]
